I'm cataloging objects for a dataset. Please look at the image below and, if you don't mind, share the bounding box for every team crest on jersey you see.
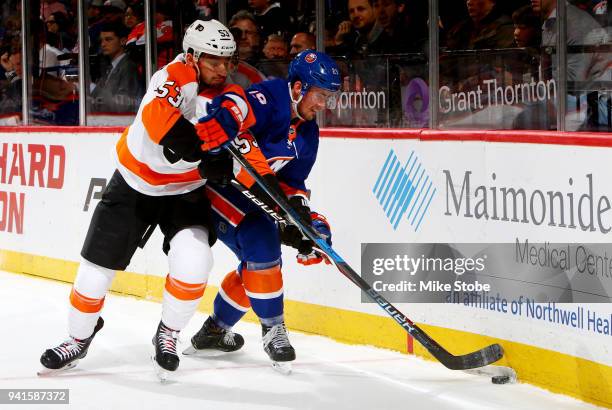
[287,124,298,147]
[304,53,317,63]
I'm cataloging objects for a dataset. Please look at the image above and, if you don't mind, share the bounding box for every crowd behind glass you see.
[0,0,610,131]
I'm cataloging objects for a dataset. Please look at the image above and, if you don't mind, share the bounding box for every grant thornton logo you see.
[373,149,436,231]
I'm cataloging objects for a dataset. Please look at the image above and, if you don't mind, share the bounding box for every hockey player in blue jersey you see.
[185,50,341,371]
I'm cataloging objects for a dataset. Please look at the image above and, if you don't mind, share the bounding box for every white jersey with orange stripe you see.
[114,54,205,196]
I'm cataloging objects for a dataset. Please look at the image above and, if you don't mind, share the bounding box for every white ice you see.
[0,271,601,410]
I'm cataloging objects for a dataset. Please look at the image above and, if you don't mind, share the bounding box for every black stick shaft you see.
[225,143,503,370]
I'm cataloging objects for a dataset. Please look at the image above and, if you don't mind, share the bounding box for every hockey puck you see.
[491,375,510,384]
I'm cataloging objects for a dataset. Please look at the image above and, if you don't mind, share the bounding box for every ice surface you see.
[0,271,601,410]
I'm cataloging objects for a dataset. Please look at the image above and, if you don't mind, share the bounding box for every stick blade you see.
[439,343,504,370]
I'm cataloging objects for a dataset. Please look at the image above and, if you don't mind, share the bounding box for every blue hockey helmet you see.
[287,50,341,95]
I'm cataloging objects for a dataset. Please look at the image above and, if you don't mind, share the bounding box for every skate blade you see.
[37,361,78,376]
[182,345,201,356]
[151,355,173,383]
[271,361,292,375]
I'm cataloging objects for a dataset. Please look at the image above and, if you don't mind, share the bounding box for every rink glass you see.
[0,0,610,131]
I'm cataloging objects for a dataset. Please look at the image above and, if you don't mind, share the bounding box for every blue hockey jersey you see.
[204,78,320,226]
[246,78,319,195]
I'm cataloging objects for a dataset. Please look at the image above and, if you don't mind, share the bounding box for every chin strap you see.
[288,82,305,121]
[184,52,201,79]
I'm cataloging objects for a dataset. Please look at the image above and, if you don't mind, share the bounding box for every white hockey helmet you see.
[183,19,236,60]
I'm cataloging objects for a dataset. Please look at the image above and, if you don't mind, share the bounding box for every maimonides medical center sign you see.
[443,170,612,235]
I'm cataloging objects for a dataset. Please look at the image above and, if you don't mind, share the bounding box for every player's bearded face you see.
[197,54,231,87]
[298,87,336,120]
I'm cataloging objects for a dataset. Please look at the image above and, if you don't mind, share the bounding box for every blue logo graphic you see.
[373,150,436,231]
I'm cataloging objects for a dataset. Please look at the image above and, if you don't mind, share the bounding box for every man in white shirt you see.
[532,0,609,129]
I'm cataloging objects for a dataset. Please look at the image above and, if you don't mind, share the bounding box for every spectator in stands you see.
[154,3,174,67]
[323,21,338,50]
[88,0,104,26]
[229,10,262,65]
[46,11,76,50]
[225,11,267,87]
[124,2,144,32]
[89,0,126,56]
[445,0,514,50]
[104,0,127,11]
[289,32,315,57]
[195,0,217,18]
[369,0,426,54]
[248,0,289,38]
[0,47,11,83]
[86,1,101,54]
[40,19,69,76]
[331,0,381,55]
[40,0,68,20]
[507,5,541,82]
[91,22,142,113]
[33,16,80,126]
[0,46,22,113]
[45,12,63,35]
[1,5,22,44]
[262,34,288,59]
[7,47,22,88]
[258,33,289,78]
[121,1,172,67]
[123,2,145,80]
[533,0,607,82]
[531,0,609,130]
[124,1,145,65]
[512,5,540,47]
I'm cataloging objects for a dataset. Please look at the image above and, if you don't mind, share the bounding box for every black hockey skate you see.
[38,317,104,375]
[152,321,180,381]
[262,322,295,375]
[183,317,244,356]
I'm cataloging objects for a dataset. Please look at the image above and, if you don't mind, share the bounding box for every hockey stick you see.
[224,143,503,370]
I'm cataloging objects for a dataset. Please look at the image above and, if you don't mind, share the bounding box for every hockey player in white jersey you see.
[39,19,252,380]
